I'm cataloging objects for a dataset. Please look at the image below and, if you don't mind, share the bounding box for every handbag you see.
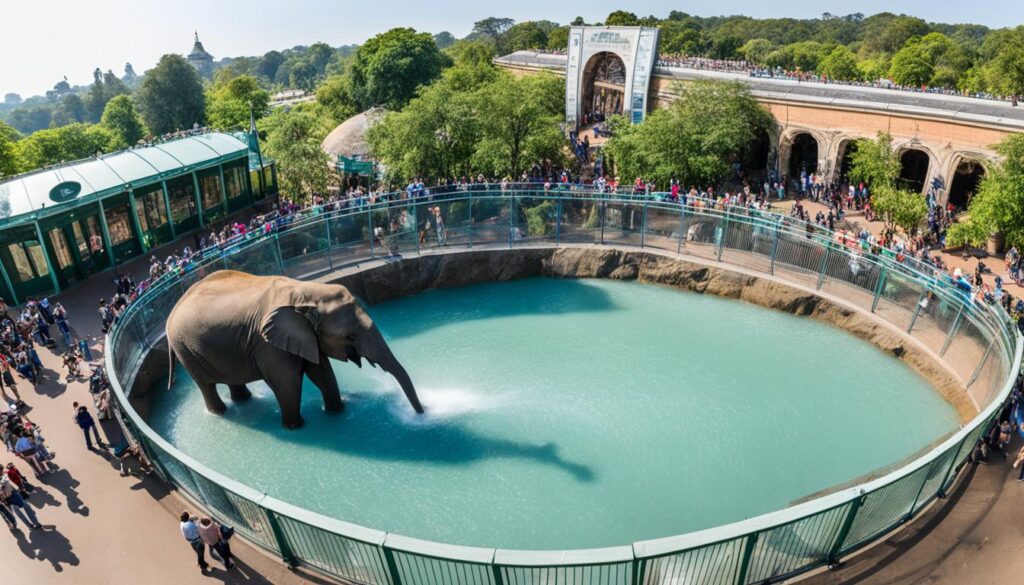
[220,524,235,541]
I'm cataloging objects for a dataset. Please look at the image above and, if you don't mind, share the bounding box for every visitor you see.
[180,511,210,572]
[998,419,1012,452]
[198,516,234,569]
[73,402,104,450]
[0,474,40,529]
[52,301,72,347]
[15,431,51,477]
[98,299,115,333]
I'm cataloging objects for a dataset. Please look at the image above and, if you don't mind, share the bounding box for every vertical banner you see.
[629,28,659,124]
[565,28,585,128]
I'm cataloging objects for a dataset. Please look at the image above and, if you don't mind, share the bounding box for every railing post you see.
[828,496,865,567]
[677,202,686,254]
[906,289,929,333]
[967,338,996,387]
[508,196,515,249]
[716,209,731,261]
[938,434,970,498]
[600,199,606,245]
[632,557,646,585]
[640,199,648,248]
[272,234,285,274]
[555,198,562,246]
[468,192,474,249]
[263,510,297,568]
[324,217,334,270]
[491,563,505,585]
[367,207,375,258]
[871,266,888,313]
[382,547,404,585]
[413,201,421,256]
[816,245,831,290]
[735,532,759,585]
[769,218,781,275]
[940,308,964,357]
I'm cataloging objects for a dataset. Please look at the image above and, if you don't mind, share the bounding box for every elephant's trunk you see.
[362,327,424,414]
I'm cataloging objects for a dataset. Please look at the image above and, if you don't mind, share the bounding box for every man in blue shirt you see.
[179,511,210,572]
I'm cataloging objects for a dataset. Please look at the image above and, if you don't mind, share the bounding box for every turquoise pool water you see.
[150,277,959,550]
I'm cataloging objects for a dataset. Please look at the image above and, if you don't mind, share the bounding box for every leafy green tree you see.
[604,80,773,187]
[316,75,357,124]
[848,132,901,189]
[257,50,285,82]
[53,93,86,126]
[15,123,117,169]
[6,106,54,134]
[546,26,569,51]
[979,27,1024,97]
[101,95,146,148]
[264,110,331,203]
[0,121,22,178]
[306,42,335,75]
[765,41,830,71]
[471,73,565,177]
[605,11,640,27]
[739,39,774,64]
[207,75,270,129]
[660,20,707,55]
[889,33,968,87]
[433,32,457,49]
[473,17,516,39]
[135,54,206,134]
[345,28,448,110]
[861,13,930,55]
[498,22,549,55]
[818,45,861,80]
[947,135,1024,246]
[871,185,928,234]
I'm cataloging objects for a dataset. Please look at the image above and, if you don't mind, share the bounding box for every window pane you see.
[200,173,223,210]
[168,178,197,223]
[105,204,134,245]
[6,244,34,281]
[48,229,74,269]
[26,242,49,278]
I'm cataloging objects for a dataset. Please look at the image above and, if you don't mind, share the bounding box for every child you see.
[63,350,81,382]
[4,462,33,497]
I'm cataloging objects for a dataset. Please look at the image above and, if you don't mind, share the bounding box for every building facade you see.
[0,132,277,305]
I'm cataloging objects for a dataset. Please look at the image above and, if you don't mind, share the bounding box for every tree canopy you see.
[947,135,1024,247]
[847,132,901,189]
[134,54,206,134]
[263,109,331,203]
[100,95,146,148]
[15,123,117,170]
[207,75,270,129]
[345,28,449,110]
[604,80,773,187]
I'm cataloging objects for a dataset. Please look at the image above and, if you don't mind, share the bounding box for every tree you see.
[257,50,286,82]
[316,75,357,124]
[6,106,54,134]
[135,54,206,134]
[889,33,968,87]
[498,22,549,55]
[848,132,901,189]
[472,17,515,38]
[604,80,773,187]
[546,26,569,51]
[100,95,146,148]
[3,93,22,106]
[15,123,117,169]
[345,28,448,110]
[739,39,774,64]
[979,27,1024,97]
[433,32,457,49]
[0,121,22,178]
[55,94,86,126]
[471,73,565,177]
[263,110,331,203]
[871,184,928,234]
[660,20,707,55]
[861,14,930,55]
[947,135,1024,247]
[818,45,861,80]
[207,75,270,129]
[605,11,640,27]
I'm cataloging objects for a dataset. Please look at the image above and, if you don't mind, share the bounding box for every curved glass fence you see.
[106,189,1022,585]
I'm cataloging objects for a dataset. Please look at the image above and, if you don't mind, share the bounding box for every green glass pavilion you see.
[0,131,277,305]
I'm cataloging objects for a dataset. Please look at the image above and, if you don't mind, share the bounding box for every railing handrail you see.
[106,189,1021,580]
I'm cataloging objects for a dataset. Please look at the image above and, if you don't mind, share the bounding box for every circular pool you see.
[149,276,958,550]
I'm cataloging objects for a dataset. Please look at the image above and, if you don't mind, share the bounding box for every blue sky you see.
[1,0,1022,97]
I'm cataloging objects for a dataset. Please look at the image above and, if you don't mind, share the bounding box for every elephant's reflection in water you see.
[198,377,595,483]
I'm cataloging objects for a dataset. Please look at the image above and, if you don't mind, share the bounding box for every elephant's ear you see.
[260,307,320,364]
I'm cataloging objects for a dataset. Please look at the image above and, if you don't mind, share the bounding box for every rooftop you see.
[0,132,248,226]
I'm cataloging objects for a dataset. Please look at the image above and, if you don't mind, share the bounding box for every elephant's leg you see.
[228,384,252,402]
[198,382,227,415]
[305,354,344,414]
[262,365,305,429]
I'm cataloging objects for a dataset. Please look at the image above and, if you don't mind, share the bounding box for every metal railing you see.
[106,189,1022,585]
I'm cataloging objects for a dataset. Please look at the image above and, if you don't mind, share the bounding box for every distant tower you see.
[187,31,214,77]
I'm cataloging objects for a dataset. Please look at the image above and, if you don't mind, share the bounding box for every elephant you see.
[166,270,424,429]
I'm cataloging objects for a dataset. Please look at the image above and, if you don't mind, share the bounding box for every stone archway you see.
[786,132,820,178]
[898,148,932,194]
[581,52,627,125]
[947,158,987,212]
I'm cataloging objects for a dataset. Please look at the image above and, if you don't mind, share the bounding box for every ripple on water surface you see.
[150,277,959,549]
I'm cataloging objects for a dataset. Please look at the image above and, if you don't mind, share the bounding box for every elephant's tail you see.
[167,345,176,390]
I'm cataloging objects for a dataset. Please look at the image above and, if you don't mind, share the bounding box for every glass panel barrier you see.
[743,503,849,583]
[838,464,931,553]
[638,537,746,585]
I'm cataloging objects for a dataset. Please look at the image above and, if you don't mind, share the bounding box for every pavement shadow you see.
[40,468,89,516]
[200,556,336,585]
[11,525,80,572]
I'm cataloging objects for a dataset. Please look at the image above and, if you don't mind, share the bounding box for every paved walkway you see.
[1,215,1021,585]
